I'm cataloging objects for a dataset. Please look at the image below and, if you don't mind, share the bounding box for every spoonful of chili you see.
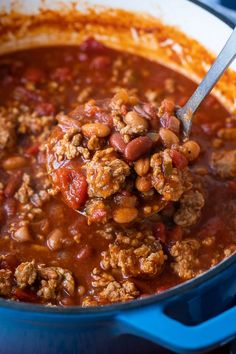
[176,26,236,137]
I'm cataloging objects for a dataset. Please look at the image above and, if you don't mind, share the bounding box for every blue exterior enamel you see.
[0,252,235,354]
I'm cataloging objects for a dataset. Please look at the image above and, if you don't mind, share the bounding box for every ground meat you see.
[150,151,191,202]
[210,150,236,178]
[15,173,34,204]
[82,267,139,306]
[101,229,166,278]
[86,198,111,224]
[0,269,13,296]
[15,261,37,288]
[17,111,54,135]
[86,148,130,198]
[170,239,201,279]
[0,108,16,157]
[174,189,205,227]
[37,266,75,300]
[52,128,88,161]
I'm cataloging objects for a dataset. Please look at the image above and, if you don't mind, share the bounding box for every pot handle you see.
[116,301,236,353]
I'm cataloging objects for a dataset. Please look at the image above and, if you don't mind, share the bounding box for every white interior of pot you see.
[2,0,235,72]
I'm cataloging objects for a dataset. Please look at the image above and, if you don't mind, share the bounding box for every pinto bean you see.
[124,136,153,161]
[124,111,148,130]
[134,157,150,176]
[113,207,138,223]
[135,176,152,193]
[183,140,200,161]
[13,225,32,242]
[159,128,179,147]
[109,132,127,153]
[2,156,27,170]
[77,285,86,296]
[82,123,110,138]
[47,228,63,251]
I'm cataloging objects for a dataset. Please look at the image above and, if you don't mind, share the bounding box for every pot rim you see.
[0,0,235,315]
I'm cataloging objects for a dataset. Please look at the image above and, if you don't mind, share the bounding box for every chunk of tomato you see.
[55,165,88,209]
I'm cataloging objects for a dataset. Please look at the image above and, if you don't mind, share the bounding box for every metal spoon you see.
[176,26,236,137]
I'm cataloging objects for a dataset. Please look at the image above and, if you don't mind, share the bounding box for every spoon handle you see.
[177,26,236,135]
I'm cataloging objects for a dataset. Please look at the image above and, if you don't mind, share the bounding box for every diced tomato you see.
[153,222,166,243]
[55,165,88,209]
[25,144,40,157]
[13,288,38,302]
[170,150,188,169]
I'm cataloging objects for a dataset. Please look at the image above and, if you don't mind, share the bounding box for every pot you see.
[0,1,235,353]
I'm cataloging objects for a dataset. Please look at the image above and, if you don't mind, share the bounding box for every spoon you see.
[176,26,236,137]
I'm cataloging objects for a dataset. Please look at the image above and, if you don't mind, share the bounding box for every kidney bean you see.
[160,113,180,133]
[77,244,93,261]
[4,171,22,198]
[4,198,17,218]
[170,150,188,169]
[124,136,153,161]
[153,222,166,243]
[109,132,127,153]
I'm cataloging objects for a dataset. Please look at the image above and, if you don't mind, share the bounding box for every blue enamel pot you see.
[0,0,235,353]
[0,252,235,354]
